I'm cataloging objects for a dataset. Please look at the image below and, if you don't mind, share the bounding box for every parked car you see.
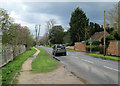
[52,44,67,56]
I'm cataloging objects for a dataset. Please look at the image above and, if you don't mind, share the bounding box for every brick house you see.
[90,31,109,41]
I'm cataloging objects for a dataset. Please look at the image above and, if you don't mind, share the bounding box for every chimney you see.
[106,24,109,28]
[101,25,103,28]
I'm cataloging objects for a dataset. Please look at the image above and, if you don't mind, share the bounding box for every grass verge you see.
[66,49,85,52]
[87,53,120,61]
[31,47,58,73]
[1,47,36,85]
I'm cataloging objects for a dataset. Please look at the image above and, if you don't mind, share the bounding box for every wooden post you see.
[104,10,106,56]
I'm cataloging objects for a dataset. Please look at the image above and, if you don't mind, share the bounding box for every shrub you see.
[101,35,115,47]
[92,40,100,46]
[86,45,99,52]
[99,46,104,54]
[111,31,120,40]
[85,40,89,45]
[65,42,73,46]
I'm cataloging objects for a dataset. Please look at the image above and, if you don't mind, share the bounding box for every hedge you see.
[92,40,100,46]
[86,45,99,52]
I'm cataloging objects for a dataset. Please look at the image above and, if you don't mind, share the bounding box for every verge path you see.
[17,47,83,84]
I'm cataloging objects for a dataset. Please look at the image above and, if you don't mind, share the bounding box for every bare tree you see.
[37,24,41,43]
[45,19,56,45]
[107,4,118,27]
[46,19,56,33]
[35,24,41,45]
[35,24,38,45]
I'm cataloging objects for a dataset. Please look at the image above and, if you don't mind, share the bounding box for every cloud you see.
[0,0,117,36]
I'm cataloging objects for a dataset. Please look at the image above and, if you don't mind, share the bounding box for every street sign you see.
[89,38,92,44]
[89,38,92,53]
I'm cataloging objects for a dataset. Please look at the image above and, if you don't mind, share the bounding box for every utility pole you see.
[104,10,106,56]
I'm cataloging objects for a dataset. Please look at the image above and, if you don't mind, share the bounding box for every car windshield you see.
[57,45,65,49]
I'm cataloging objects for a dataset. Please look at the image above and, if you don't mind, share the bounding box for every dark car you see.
[52,44,67,56]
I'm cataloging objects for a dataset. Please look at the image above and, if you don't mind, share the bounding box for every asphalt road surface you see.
[40,46,119,84]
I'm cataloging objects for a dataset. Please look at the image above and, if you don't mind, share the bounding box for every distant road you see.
[40,46,119,84]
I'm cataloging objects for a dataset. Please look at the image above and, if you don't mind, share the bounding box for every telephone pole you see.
[104,10,106,56]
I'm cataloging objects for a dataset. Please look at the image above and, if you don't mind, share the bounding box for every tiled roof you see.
[90,31,109,40]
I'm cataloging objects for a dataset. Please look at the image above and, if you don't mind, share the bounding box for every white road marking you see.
[81,59,94,64]
[103,66,119,72]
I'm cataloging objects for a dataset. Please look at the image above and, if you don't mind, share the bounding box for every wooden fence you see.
[0,45,26,67]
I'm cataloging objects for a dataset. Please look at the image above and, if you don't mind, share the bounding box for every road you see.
[40,46,119,84]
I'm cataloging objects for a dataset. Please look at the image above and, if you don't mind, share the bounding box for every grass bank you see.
[87,53,120,61]
[66,49,85,52]
[32,47,58,73]
[1,47,36,85]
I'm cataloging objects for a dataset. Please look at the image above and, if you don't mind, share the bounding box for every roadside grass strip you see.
[31,47,58,73]
[1,47,36,85]
[66,49,85,52]
[87,53,120,61]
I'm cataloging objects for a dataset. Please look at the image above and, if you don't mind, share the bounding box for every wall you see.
[66,46,74,50]
[106,41,120,56]
[74,42,86,51]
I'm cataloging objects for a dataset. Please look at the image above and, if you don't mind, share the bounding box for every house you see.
[90,31,109,41]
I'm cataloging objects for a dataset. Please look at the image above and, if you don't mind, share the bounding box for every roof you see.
[90,31,109,41]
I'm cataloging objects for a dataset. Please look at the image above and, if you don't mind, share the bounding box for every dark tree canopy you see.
[49,25,64,44]
[69,7,89,43]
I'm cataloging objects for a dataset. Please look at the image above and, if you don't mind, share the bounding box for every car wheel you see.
[54,52,57,56]
[52,52,54,55]
[64,53,66,56]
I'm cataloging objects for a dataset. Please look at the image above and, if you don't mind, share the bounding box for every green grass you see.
[87,53,120,61]
[1,47,36,85]
[66,49,85,52]
[31,47,58,73]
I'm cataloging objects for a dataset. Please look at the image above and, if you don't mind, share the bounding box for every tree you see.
[107,4,118,28]
[63,29,71,44]
[49,25,64,44]
[44,19,56,45]
[88,22,103,38]
[0,8,13,30]
[46,19,56,32]
[35,24,41,45]
[69,7,89,43]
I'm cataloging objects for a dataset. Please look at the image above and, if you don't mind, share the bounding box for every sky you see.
[0,0,118,37]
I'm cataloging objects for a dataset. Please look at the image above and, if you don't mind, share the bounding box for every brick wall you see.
[74,42,86,51]
[66,46,74,50]
[106,41,120,56]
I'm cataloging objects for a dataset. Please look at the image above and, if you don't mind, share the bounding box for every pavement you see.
[17,47,83,84]
[41,46,120,84]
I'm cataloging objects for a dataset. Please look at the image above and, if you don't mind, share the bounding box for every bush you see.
[99,46,104,54]
[101,35,115,47]
[92,40,100,46]
[111,31,120,40]
[86,45,99,52]
[85,40,89,45]
[65,42,73,46]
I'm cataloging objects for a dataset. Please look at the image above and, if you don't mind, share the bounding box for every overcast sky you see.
[0,0,118,36]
